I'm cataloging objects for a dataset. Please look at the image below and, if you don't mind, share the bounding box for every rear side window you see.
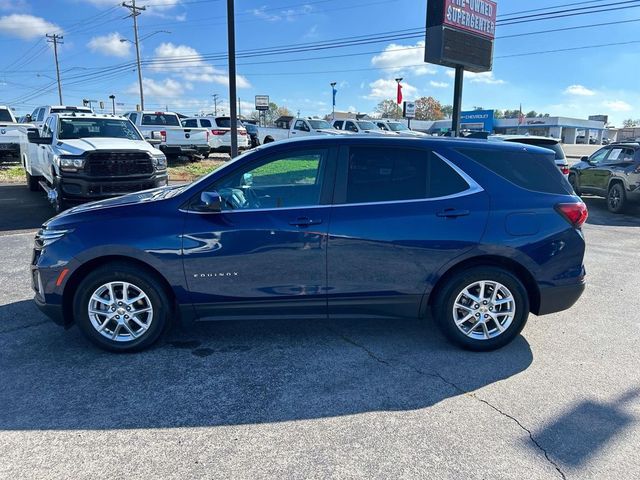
[343,147,470,204]
[200,119,212,128]
[0,110,12,122]
[183,119,198,128]
[457,147,573,195]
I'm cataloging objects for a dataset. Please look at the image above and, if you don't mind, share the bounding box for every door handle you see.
[437,208,470,218]
[289,217,322,227]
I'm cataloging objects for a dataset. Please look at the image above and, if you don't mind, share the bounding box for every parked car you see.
[0,105,32,162]
[125,110,210,161]
[182,116,250,153]
[24,113,168,213]
[257,118,351,144]
[375,119,428,137]
[333,119,395,136]
[576,135,598,145]
[243,122,259,148]
[569,142,640,213]
[32,136,586,353]
[28,105,93,129]
[489,135,570,176]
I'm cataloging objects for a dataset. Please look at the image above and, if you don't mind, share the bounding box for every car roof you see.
[54,113,126,119]
[490,134,560,142]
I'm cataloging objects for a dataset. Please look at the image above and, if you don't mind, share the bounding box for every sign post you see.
[425,0,497,136]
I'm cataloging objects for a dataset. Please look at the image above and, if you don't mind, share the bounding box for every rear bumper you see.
[60,173,168,199]
[536,281,586,315]
[161,145,210,156]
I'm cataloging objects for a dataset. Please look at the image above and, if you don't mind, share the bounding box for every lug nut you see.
[115,315,120,319]
[126,306,131,311]
[483,301,488,305]
[484,314,489,319]
[475,313,480,318]
[118,302,123,306]
[124,315,129,319]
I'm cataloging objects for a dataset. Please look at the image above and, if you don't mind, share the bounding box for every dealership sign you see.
[255,95,270,111]
[425,0,497,73]
[443,0,496,39]
[403,101,416,119]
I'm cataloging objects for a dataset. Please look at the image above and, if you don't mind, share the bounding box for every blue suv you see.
[32,137,587,352]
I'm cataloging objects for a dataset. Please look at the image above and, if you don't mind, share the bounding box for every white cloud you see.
[603,100,632,112]
[371,41,434,76]
[0,14,61,39]
[251,4,313,22]
[127,78,190,99]
[459,71,505,85]
[88,32,130,58]
[151,42,251,88]
[365,78,418,101]
[347,105,357,112]
[0,0,28,12]
[430,81,449,88]
[564,85,596,96]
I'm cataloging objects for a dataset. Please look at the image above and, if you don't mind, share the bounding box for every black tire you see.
[73,262,171,353]
[52,176,67,214]
[607,183,626,214]
[432,267,530,351]
[568,173,580,196]
[26,170,40,192]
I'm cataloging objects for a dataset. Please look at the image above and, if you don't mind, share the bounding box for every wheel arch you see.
[421,255,541,317]
[607,177,626,191]
[62,255,178,327]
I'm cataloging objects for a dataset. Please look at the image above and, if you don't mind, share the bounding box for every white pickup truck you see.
[0,105,33,162]
[125,110,210,161]
[24,112,168,213]
[257,118,352,145]
[332,119,397,136]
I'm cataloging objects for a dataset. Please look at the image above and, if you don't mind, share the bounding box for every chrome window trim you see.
[183,151,483,215]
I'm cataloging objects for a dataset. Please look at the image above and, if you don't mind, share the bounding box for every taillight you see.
[555,202,588,228]
[560,166,570,175]
[211,129,226,136]
[160,130,166,142]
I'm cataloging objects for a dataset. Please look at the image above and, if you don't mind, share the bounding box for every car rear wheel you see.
[433,267,530,351]
[568,173,580,196]
[607,183,626,214]
[73,263,171,352]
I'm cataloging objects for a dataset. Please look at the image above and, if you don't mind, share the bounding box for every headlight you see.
[59,156,85,172]
[35,228,73,247]
[151,153,167,170]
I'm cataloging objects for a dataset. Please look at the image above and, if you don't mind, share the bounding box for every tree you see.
[441,105,453,119]
[375,99,402,118]
[493,109,504,119]
[259,102,293,125]
[414,96,445,121]
[623,118,639,128]
[525,110,538,118]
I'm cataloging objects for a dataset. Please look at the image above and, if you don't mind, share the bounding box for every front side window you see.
[40,117,54,139]
[343,147,469,204]
[589,148,609,164]
[294,120,309,132]
[129,112,138,124]
[197,149,328,212]
[345,121,358,132]
[334,121,344,130]
[37,108,45,121]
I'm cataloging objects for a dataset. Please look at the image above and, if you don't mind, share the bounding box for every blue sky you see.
[1,0,639,126]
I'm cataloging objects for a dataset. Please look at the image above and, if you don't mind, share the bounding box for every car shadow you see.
[0,183,53,233]
[583,196,640,227]
[0,300,533,431]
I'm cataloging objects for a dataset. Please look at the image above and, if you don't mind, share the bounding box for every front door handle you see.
[437,208,470,218]
[289,217,322,227]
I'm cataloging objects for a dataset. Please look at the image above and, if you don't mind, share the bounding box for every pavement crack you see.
[329,328,567,480]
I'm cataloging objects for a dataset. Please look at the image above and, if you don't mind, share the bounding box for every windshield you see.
[141,113,180,126]
[0,110,14,122]
[58,118,143,140]
[51,107,92,114]
[308,120,332,129]
[387,122,408,131]
[357,121,377,130]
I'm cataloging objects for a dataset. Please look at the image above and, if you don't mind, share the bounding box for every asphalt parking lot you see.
[1,184,639,479]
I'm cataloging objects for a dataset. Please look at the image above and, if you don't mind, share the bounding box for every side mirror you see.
[580,156,589,162]
[200,191,222,212]
[27,129,49,144]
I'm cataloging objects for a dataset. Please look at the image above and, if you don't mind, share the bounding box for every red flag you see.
[397,82,403,105]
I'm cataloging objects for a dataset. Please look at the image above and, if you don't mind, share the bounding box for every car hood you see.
[55,138,158,155]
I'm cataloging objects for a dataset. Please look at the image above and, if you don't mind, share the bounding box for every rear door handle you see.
[437,208,470,218]
[289,217,322,227]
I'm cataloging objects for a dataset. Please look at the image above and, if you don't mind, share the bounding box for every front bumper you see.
[59,173,168,199]
[536,280,586,315]
[0,142,19,156]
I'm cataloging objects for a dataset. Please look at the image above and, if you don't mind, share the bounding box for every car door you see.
[577,147,609,193]
[36,117,55,178]
[327,145,490,319]
[291,119,311,138]
[344,121,359,133]
[182,145,337,320]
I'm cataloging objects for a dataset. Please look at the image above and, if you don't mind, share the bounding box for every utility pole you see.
[212,94,219,115]
[226,0,238,158]
[109,94,116,114]
[123,0,145,110]
[451,66,464,137]
[46,34,63,104]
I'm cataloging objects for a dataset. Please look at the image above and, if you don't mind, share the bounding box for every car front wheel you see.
[73,263,171,352]
[433,267,530,351]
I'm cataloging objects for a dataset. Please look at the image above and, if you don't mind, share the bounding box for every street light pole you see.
[227,0,238,158]
[123,0,146,110]
[330,82,337,121]
[109,95,116,114]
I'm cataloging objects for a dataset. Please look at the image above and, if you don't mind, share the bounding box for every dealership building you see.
[409,110,610,144]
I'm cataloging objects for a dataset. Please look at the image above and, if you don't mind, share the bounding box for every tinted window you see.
[141,114,180,126]
[37,108,45,121]
[215,117,231,128]
[200,119,212,128]
[294,120,309,131]
[507,138,565,160]
[183,119,198,128]
[457,147,573,195]
[345,121,358,132]
[0,110,13,122]
[334,121,344,129]
[129,112,138,124]
[344,147,469,204]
